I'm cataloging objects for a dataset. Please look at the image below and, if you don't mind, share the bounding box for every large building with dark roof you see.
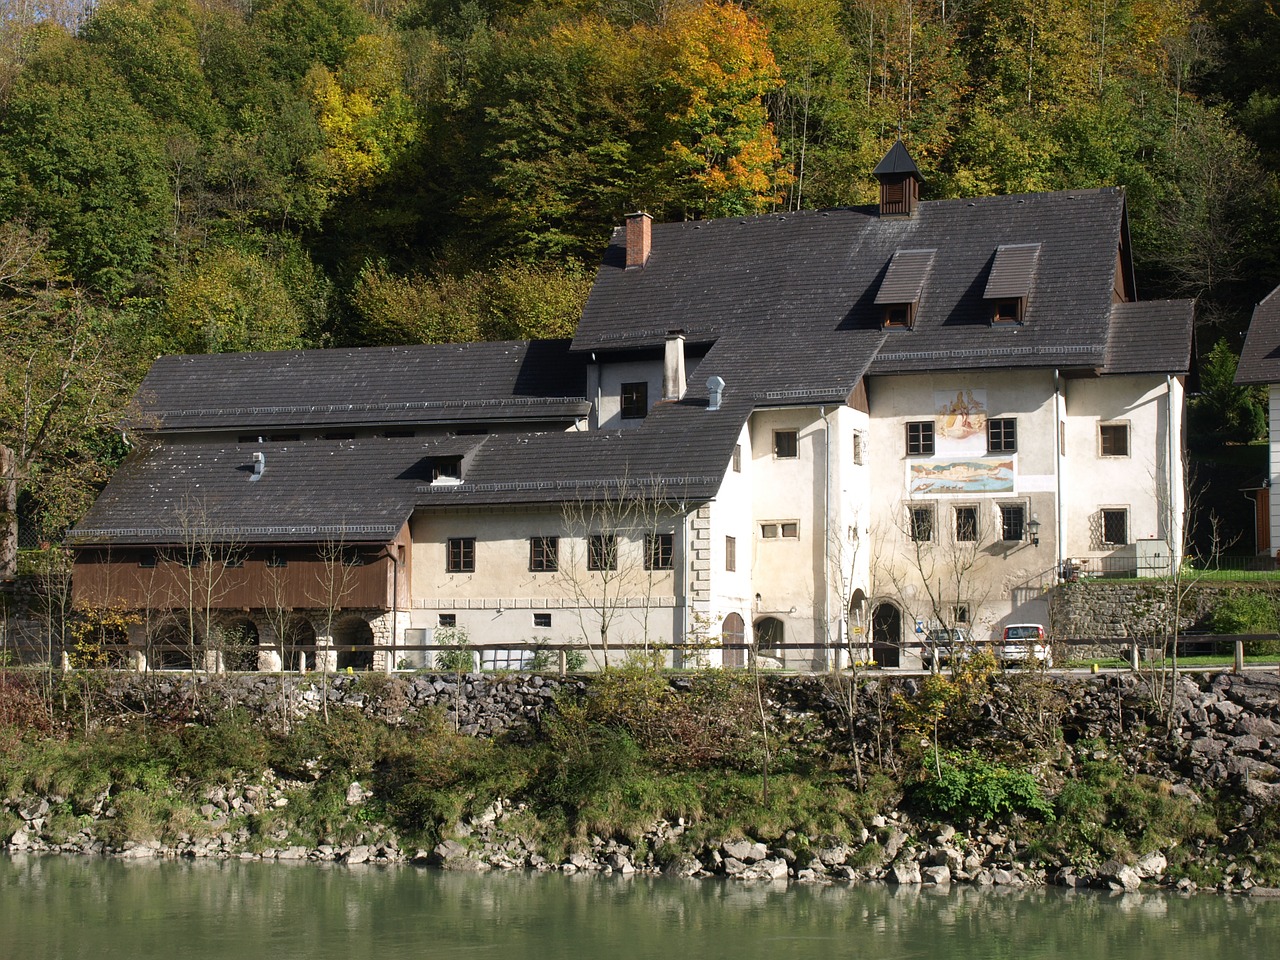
[70,145,1194,672]
[1234,284,1280,557]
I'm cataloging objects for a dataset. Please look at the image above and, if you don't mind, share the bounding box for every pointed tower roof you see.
[873,140,924,182]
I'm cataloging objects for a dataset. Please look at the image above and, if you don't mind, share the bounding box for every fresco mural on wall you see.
[910,458,1015,494]
[935,389,987,457]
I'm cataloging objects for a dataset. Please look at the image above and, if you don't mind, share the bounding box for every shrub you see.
[1208,590,1280,656]
[909,750,1053,821]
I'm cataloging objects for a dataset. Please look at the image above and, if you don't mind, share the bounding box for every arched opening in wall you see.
[871,602,902,668]
[282,618,317,672]
[333,615,374,671]
[753,616,785,666]
[220,617,260,671]
[152,621,194,671]
[848,589,869,660]
[721,613,745,668]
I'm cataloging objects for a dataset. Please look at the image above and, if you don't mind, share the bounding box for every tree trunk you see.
[1,444,17,579]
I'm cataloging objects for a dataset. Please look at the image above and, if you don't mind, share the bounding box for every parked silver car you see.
[999,624,1052,667]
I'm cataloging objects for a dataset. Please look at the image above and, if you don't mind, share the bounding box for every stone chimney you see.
[625,212,652,269]
[663,330,686,401]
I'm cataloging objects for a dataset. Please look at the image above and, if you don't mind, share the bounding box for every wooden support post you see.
[1235,639,1245,674]
[1130,641,1139,671]
[558,648,567,678]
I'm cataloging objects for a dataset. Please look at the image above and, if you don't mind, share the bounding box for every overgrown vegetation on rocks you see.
[1,661,1279,893]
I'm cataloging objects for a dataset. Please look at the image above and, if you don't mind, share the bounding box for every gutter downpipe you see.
[1053,370,1065,578]
[822,405,832,670]
[1167,375,1178,566]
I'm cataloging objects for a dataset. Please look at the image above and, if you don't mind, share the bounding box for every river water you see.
[3,854,1279,960]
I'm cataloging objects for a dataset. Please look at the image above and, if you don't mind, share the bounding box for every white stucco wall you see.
[866,370,1061,644]
[1061,374,1182,567]
[595,360,664,429]
[408,504,683,665]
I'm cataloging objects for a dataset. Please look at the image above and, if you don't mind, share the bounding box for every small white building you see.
[70,145,1193,671]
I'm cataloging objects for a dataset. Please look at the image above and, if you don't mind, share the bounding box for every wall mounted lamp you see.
[1027,516,1041,548]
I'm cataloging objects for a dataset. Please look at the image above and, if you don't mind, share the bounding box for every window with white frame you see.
[1099,422,1130,457]
[909,504,935,542]
[999,503,1026,542]
[1101,508,1129,545]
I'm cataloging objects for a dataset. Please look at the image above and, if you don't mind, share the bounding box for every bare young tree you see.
[164,496,245,684]
[874,494,996,670]
[559,478,674,669]
[307,531,360,721]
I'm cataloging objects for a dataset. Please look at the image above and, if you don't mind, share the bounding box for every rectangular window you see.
[909,504,934,542]
[587,534,617,571]
[529,536,558,572]
[1000,503,1026,542]
[906,421,934,456]
[621,381,648,420]
[852,431,866,465]
[1102,508,1129,545]
[987,418,1017,453]
[732,444,742,472]
[137,551,158,569]
[955,506,978,542]
[773,430,799,458]
[323,431,356,441]
[1100,422,1130,457]
[725,535,736,572]
[533,613,552,628]
[447,537,475,573]
[266,551,287,568]
[761,522,799,539]
[645,533,674,570]
[438,614,457,628]
[953,604,970,624]
[223,555,244,569]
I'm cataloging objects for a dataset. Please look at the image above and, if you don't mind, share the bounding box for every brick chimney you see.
[625,212,652,269]
[663,330,686,401]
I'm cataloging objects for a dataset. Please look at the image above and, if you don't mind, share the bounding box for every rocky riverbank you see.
[4,668,1280,894]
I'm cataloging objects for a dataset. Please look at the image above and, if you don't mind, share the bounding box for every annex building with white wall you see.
[69,144,1194,672]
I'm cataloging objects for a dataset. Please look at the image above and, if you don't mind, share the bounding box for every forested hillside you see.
[1,0,1278,559]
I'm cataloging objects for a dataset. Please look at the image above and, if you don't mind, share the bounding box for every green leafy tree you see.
[0,25,171,296]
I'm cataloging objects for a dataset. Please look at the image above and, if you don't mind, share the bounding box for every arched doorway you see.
[282,617,317,672]
[333,615,374,671]
[753,616,785,667]
[220,617,260,671]
[848,589,869,662]
[153,621,194,671]
[721,613,745,668]
[871,602,902,668]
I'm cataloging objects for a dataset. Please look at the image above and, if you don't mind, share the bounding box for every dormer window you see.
[430,456,463,483]
[984,243,1040,326]
[991,299,1023,324]
[876,248,935,330]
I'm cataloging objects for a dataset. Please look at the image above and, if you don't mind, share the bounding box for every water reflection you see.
[3,854,1279,960]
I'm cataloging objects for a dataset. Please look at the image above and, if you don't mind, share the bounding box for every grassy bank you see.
[0,659,1275,887]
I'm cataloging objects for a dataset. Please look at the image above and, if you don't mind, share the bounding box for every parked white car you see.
[1000,624,1052,667]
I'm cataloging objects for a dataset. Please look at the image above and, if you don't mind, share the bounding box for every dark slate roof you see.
[1236,285,1280,385]
[1104,301,1195,375]
[68,438,447,545]
[133,340,589,432]
[575,188,1188,381]
[413,396,754,507]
